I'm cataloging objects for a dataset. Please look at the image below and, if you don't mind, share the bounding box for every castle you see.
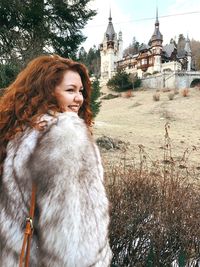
[99,10,200,89]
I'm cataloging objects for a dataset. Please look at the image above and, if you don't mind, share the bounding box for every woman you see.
[0,55,112,266]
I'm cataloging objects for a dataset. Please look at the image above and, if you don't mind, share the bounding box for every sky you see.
[82,0,200,52]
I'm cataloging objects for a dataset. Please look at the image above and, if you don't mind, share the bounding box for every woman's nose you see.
[74,92,83,102]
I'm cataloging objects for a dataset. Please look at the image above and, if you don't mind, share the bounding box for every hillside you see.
[94,86,200,167]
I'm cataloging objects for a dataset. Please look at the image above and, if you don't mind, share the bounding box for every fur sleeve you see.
[28,112,112,266]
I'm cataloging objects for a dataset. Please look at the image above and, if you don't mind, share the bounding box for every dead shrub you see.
[101,93,119,100]
[173,88,179,95]
[168,91,175,100]
[153,92,160,101]
[121,90,134,98]
[105,125,200,266]
[181,88,189,97]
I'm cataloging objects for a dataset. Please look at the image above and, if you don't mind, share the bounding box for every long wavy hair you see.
[0,54,93,178]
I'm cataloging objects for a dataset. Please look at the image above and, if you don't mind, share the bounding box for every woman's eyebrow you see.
[64,83,76,87]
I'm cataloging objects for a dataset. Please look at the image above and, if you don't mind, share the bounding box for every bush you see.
[153,92,160,101]
[133,78,141,89]
[90,79,101,118]
[101,93,119,100]
[143,72,152,77]
[181,88,189,97]
[105,127,200,266]
[107,70,132,92]
[152,71,160,75]
[168,91,175,100]
[163,68,173,72]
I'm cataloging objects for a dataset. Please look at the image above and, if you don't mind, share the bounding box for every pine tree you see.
[90,79,101,118]
[0,0,96,66]
[77,45,101,78]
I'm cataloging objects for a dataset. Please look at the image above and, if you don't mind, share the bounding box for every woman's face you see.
[54,70,84,113]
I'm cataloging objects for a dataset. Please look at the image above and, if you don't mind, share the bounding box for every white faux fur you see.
[0,112,112,267]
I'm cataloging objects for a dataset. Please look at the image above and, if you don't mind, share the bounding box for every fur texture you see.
[0,112,112,267]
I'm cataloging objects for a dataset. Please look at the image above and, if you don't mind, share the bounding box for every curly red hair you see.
[0,54,93,177]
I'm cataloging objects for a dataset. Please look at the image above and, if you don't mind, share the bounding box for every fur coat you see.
[0,112,112,267]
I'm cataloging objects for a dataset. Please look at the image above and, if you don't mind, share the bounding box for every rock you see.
[96,135,128,151]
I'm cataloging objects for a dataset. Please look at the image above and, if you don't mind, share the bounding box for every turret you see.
[149,7,163,72]
[184,35,192,71]
[100,10,123,83]
[149,7,163,48]
[118,30,123,60]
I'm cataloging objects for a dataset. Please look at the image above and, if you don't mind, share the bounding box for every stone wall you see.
[141,71,200,89]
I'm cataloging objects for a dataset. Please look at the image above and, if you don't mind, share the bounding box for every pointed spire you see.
[185,34,192,55]
[149,6,163,45]
[109,8,112,21]
[155,6,159,25]
[105,9,115,42]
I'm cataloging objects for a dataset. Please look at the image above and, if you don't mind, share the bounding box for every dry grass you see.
[94,86,200,165]
[104,124,200,266]
[95,87,200,265]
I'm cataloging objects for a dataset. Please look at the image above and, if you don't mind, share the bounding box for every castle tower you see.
[118,30,123,60]
[184,35,192,71]
[149,8,163,72]
[100,10,123,84]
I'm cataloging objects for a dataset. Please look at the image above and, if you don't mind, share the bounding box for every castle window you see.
[141,59,147,65]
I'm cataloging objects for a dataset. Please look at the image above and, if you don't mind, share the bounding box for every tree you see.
[190,39,200,70]
[0,0,96,66]
[77,45,101,78]
[78,46,87,63]
[107,70,133,92]
[0,63,20,91]
[123,36,140,56]
[90,79,101,118]
[177,34,186,52]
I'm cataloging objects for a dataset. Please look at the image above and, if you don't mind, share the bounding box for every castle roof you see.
[105,10,116,41]
[149,8,163,45]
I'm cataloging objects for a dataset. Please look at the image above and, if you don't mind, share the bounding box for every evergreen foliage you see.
[77,45,101,78]
[177,34,186,51]
[107,71,132,92]
[107,70,141,92]
[90,79,101,118]
[0,0,97,92]
[0,0,96,66]
[123,36,140,56]
[0,63,20,91]
[190,39,200,70]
